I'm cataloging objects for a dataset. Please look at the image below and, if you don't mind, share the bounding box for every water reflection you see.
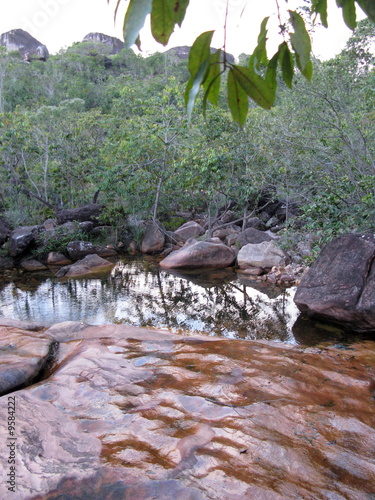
[0,258,302,342]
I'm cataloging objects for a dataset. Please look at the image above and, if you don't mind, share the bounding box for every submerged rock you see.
[0,322,373,498]
[294,233,375,332]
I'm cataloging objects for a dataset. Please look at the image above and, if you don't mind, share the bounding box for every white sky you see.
[0,0,365,60]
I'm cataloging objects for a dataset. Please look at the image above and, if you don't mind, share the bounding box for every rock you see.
[294,233,375,332]
[235,228,273,248]
[0,217,11,245]
[212,225,240,241]
[160,238,236,269]
[66,240,117,260]
[42,218,58,231]
[0,326,53,395]
[0,322,374,499]
[9,225,40,257]
[245,217,263,229]
[82,32,125,54]
[20,259,48,272]
[141,223,165,254]
[55,254,115,278]
[174,221,205,241]
[238,241,287,269]
[0,29,49,61]
[236,267,263,276]
[47,252,72,266]
[55,204,103,224]
[0,255,14,270]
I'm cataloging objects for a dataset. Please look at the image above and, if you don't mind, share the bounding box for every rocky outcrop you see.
[82,32,125,54]
[174,220,205,241]
[294,233,375,332]
[141,222,165,254]
[0,321,374,499]
[160,237,236,269]
[0,29,49,61]
[55,204,103,224]
[9,225,40,257]
[55,254,115,278]
[237,241,287,269]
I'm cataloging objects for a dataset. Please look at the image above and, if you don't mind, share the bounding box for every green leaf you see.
[311,0,328,28]
[289,10,313,80]
[151,0,175,45]
[336,0,357,29]
[278,42,294,88]
[231,65,275,110]
[265,52,279,100]
[172,0,189,26]
[123,0,152,48]
[228,69,248,126]
[185,60,210,121]
[355,0,375,22]
[249,17,269,71]
[188,31,214,77]
[203,49,222,106]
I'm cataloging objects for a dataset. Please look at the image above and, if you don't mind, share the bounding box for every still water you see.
[0,257,363,346]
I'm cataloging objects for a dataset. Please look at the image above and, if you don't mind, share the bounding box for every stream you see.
[0,256,369,346]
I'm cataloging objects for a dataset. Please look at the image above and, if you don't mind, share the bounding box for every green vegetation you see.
[0,19,374,257]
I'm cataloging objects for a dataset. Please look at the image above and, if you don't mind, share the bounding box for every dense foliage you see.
[0,21,374,254]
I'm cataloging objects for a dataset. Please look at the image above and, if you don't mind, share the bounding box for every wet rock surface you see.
[0,321,374,499]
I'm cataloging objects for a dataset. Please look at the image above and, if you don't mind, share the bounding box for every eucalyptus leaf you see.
[289,10,313,80]
[231,65,275,110]
[123,0,152,48]
[188,31,215,77]
[151,0,175,45]
[311,0,328,28]
[228,69,248,126]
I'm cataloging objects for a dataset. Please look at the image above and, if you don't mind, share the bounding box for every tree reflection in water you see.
[0,258,299,343]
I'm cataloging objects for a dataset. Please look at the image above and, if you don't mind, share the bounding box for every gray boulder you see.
[55,254,115,278]
[174,221,205,241]
[66,241,117,261]
[237,241,287,269]
[9,226,40,257]
[0,217,11,245]
[141,223,165,254]
[294,233,375,332]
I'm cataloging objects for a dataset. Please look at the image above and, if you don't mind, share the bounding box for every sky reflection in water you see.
[0,257,359,346]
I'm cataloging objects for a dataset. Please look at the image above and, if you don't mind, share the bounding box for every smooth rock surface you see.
[238,241,287,269]
[55,254,115,278]
[160,238,236,269]
[0,327,52,395]
[141,223,165,254]
[0,322,374,499]
[174,221,205,241]
[294,233,375,332]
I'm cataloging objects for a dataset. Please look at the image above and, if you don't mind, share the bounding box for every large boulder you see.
[55,204,103,224]
[238,241,287,269]
[9,225,40,257]
[55,254,115,278]
[160,238,236,269]
[294,233,375,332]
[66,240,117,261]
[0,217,11,245]
[141,223,165,254]
[174,220,205,241]
[0,29,49,61]
[230,227,273,248]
